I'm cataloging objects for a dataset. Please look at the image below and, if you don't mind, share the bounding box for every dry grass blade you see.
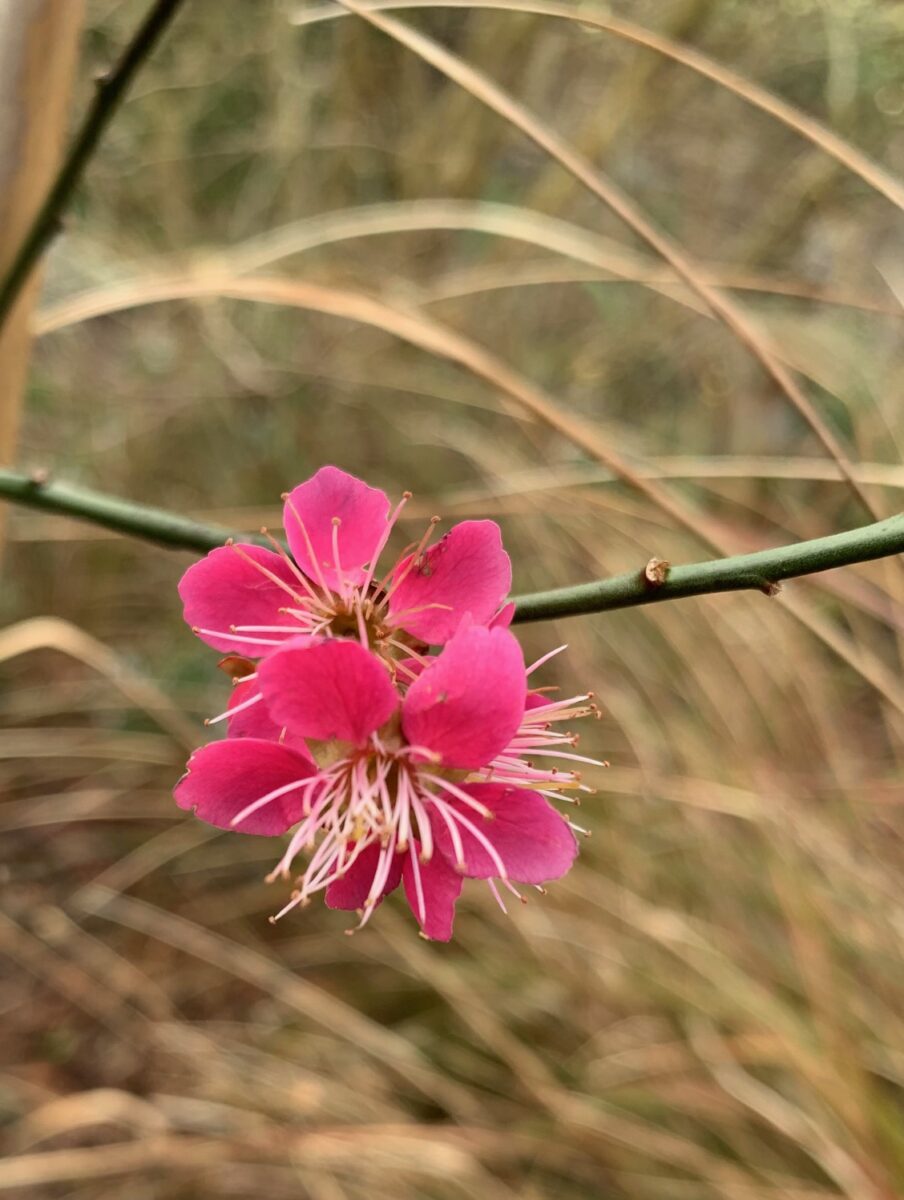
[72,887,484,1120]
[292,0,904,214]
[31,274,904,707]
[0,1138,226,1191]
[35,271,723,551]
[332,0,884,520]
[0,616,199,750]
[688,1020,888,1200]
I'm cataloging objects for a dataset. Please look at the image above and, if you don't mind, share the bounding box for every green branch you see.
[1,468,901,619]
[511,514,904,622]
[0,0,188,332]
[0,469,240,554]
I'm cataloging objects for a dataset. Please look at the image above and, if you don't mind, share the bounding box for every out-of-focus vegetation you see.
[2,0,904,1195]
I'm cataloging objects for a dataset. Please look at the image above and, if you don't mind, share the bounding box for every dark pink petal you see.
[401,625,525,769]
[388,520,511,644]
[490,601,515,629]
[402,848,463,941]
[226,680,309,753]
[178,545,304,657]
[174,738,314,836]
[227,679,282,741]
[283,466,390,591]
[325,843,404,911]
[259,638,398,745]
[431,783,577,884]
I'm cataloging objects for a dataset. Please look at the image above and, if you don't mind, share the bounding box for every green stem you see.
[512,514,904,622]
[1,468,901,619]
[0,469,242,553]
[0,0,188,332]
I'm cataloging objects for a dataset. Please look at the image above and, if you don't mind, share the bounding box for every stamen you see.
[406,844,427,925]
[227,540,307,606]
[232,624,310,634]
[260,526,332,612]
[360,491,412,592]
[205,688,264,726]
[330,517,348,602]
[487,878,507,914]
[527,644,568,676]
[282,494,333,598]
[421,773,492,818]
[195,627,283,647]
[429,792,508,879]
[230,774,315,828]
[376,516,441,611]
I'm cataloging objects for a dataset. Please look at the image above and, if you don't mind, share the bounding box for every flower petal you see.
[259,638,399,745]
[283,466,390,592]
[179,545,305,657]
[225,680,310,753]
[175,738,314,835]
[490,601,516,629]
[402,848,463,941]
[401,625,525,769]
[325,843,404,911]
[389,520,511,644]
[431,783,577,884]
[226,679,281,741]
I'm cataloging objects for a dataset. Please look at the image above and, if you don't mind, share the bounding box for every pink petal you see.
[388,520,511,644]
[402,848,463,941]
[179,545,305,656]
[325,843,404,911]
[283,466,390,592]
[401,625,525,769]
[490,601,516,629]
[258,637,398,745]
[431,783,578,884]
[227,679,282,741]
[225,680,310,753]
[174,738,314,836]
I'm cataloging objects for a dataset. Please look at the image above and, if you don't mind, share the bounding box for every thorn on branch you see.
[761,580,782,597]
[28,468,50,489]
[643,557,670,587]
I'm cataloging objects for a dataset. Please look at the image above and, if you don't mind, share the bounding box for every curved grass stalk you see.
[331,0,885,522]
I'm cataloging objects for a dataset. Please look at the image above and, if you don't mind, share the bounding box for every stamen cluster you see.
[176,466,600,939]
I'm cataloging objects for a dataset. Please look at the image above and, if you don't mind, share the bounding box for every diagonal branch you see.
[0,0,188,333]
[0,468,900,619]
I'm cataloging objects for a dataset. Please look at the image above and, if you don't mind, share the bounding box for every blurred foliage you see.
[1,0,903,1197]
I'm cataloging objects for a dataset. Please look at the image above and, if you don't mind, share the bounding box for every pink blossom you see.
[178,466,511,662]
[175,625,588,939]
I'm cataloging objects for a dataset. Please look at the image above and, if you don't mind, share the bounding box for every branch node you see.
[643,557,670,587]
[28,468,50,489]
[761,580,782,597]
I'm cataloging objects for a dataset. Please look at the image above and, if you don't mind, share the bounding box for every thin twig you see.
[511,515,904,622]
[0,0,188,333]
[0,468,900,619]
[0,469,238,553]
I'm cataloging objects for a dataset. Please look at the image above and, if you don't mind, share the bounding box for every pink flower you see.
[175,624,582,940]
[178,466,512,662]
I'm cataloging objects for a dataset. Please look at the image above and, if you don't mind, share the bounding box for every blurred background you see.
[2,0,904,1195]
